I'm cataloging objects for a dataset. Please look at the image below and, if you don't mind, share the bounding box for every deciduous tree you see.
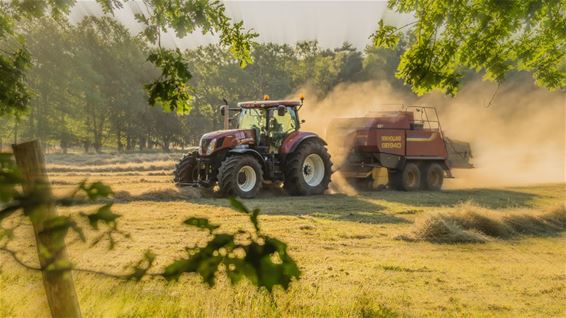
[371,0,566,95]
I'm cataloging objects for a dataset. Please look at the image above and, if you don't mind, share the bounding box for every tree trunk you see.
[116,129,123,152]
[161,138,170,152]
[12,140,82,318]
[126,136,133,152]
[138,136,146,151]
[83,140,90,154]
[146,133,153,150]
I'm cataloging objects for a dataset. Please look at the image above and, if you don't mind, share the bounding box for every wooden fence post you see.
[12,140,82,318]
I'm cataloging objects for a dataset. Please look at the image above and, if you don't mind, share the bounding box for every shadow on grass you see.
[112,185,545,224]
[359,188,541,209]
[114,187,409,224]
[211,193,410,224]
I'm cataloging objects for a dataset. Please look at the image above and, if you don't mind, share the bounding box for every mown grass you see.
[1,155,565,317]
[398,203,566,243]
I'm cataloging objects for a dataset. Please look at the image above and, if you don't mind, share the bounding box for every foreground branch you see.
[0,246,159,280]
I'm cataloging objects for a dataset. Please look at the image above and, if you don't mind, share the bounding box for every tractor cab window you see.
[269,107,297,148]
[239,108,267,131]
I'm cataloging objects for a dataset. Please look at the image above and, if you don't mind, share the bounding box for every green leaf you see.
[0,153,23,203]
[371,20,400,49]
[229,197,249,214]
[183,217,220,233]
[38,216,84,257]
[0,203,22,221]
[83,204,121,230]
[162,234,235,283]
[80,181,113,200]
[127,250,156,281]
[250,208,260,233]
[45,258,72,272]
[373,0,566,94]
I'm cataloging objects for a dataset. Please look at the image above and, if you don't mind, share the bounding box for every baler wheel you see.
[389,162,421,191]
[422,163,444,191]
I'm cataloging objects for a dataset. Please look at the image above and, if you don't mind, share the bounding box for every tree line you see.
[0,17,409,153]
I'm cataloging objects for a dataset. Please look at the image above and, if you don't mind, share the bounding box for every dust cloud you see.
[293,79,566,190]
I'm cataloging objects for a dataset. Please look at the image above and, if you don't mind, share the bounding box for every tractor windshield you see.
[238,108,267,131]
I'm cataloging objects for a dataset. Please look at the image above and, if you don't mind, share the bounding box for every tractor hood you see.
[199,129,256,156]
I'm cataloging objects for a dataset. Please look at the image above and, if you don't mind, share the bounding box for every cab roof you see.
[238,100,301,109]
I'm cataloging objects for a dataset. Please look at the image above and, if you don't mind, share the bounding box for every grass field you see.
[1,153,565,317]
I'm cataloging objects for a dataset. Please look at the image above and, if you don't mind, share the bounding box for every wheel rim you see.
[407,170,418,188]
[302,154,325,187]
[429,171,439,187]
[429,168,441,187]
[237,165,257,192]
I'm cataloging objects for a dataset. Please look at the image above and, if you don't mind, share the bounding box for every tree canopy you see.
[0,0,257,117]
[371,0,566,96]
[3,17,398,152]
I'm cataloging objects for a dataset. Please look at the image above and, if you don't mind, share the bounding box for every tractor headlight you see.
[205,138,217,156]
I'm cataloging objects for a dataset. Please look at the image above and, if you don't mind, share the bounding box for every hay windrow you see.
[114,187,203,201]
[398,203,566,244]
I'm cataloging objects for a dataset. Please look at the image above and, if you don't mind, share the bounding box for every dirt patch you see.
[398,203,566,243]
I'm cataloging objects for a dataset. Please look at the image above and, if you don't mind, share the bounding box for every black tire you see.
[217,155,263,198]
[284,140,332,196]
[422,162,444,191]
[401,162,422,191]
[388,169,402,190]
[388,162,421,191]
[174,151,199,185]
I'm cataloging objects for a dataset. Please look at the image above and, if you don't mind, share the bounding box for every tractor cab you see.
[237,99,302,152]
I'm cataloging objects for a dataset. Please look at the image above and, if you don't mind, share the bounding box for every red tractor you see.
[328,106,472,191]
[174,97,332,198]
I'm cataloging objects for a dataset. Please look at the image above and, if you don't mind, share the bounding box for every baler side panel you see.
[373,129,405,156]
[405,130,448,158]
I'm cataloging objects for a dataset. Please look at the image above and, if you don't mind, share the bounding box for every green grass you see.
[1,158,565,317]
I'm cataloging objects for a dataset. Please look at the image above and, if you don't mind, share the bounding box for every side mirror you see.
[220,105,226,116]
[277,105,287,117]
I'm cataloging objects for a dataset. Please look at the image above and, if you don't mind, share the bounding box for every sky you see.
[70,0,406,50]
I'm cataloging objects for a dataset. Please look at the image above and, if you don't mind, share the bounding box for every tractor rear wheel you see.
[388,162,421,191]
[284,140,332,196]
[422,162,444,191]
[217,155,263,198]
[174,151,199,185]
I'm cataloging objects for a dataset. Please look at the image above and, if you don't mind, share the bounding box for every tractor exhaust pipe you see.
[222,98,229,130]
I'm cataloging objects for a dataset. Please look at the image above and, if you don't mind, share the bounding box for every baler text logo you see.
[381,135,402,149]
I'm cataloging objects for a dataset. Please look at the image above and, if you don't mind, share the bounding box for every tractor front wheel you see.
[284,140,332,196]
[217,155,263,198]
